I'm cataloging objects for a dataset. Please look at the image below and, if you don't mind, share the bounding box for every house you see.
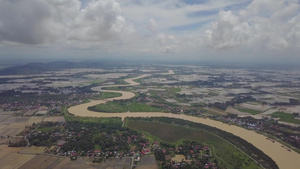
[57,140,66,146]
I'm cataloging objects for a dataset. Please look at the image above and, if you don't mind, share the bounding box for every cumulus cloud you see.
[204,0,300,50]
[154,33,179,53]
[204,11,252,49]
[0,0,133,45]
[0,0,62,44]
[68,0,129,41]
[1,0,300,60]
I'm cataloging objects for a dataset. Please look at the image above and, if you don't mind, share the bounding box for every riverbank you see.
[68,72,300,169]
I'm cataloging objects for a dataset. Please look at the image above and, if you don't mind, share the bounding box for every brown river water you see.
[68,74,300,169]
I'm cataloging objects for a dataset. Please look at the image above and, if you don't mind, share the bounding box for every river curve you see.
[68,74,300,169]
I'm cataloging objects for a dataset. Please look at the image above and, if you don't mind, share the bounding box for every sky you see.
[0,0,300,64]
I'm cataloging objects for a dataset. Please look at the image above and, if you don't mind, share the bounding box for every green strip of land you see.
[64,107,122,123]
[272,112,300,124]
[127,120,261,169]
[91,92,122,100]
[238,108,261,115]
[88,101,163,113]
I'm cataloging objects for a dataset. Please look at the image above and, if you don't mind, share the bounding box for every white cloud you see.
[68,0,130,41]
[148,19,158,32]
[154,33,180,53]
[0,0,133,45]
[0,0,300,61]
[204,0,300,51]
[0,0,62,44]
[204,11,252,49]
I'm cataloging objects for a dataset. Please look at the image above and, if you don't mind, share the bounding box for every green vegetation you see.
[246,101,262,105]
[132,78,144,84]
[61,120,145,154]
[36,127,61,132]
[63,107,123,123]
[83,99,91,103]
[208,91,219,96]
[88,101,163,113]
[238,108,261,115]
[127,117,278,169]
[272,112,300,124]
[92,92,122,100]
[115,78,129,85]
[127,120,261,169]
[67,115,122,124]
[166,87,181,94]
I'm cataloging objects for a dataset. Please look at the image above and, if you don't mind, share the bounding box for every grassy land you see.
[127,120,260,169]
[133,78,144,84]
[37,126,63,132]
[168,87,181,93]
[208,91,219,96]
[92,92,122,100]
[272,112,300,124]
[83,99,91,103]
[164,87,187,103]
[88,101,163,113]
[63,106,122,124]
[165,87,181,97]
[238,108,261,115]
[101,86,122,90]
[246,101,262,105]
[115,78,129,85]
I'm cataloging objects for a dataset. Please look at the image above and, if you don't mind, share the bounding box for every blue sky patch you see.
[187,10,218,17]
[170,21,210,31]
[180,0,209,5]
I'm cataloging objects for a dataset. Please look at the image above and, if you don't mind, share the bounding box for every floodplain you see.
[1,62,300,169]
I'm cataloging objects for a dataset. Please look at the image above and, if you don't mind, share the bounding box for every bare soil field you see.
[0,152,35,169]
[96,157,131,169]
[239,103,270,112]
[0,145,22,159]
[0,128,23,137]
[23,110,37,116]
[51,156,131,169]
[19,146,46,154]
[171,155,185,162]
[0,137,9,144]
[0,115,10,122]
[0,124,7,129]
[3,117,29,123]
[278,121,300,127]
[261,108,278,115]
[0,117,28,138]
[136,155,158,169]
[19,155,64,169]
[6,122,26,129]
[279,106,300,114]
[44,116,65,122]
[26,116,44,126]
[204,107,226,115]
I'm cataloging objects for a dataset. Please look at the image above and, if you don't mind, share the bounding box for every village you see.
[4,118,219,169]
[215,114,300,150]
[0,63,299,168]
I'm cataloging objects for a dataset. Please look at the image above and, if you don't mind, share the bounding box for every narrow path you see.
[68,71,300,169]
[19,115,46,154]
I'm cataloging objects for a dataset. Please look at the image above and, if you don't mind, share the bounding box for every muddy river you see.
[68,74,300,169]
